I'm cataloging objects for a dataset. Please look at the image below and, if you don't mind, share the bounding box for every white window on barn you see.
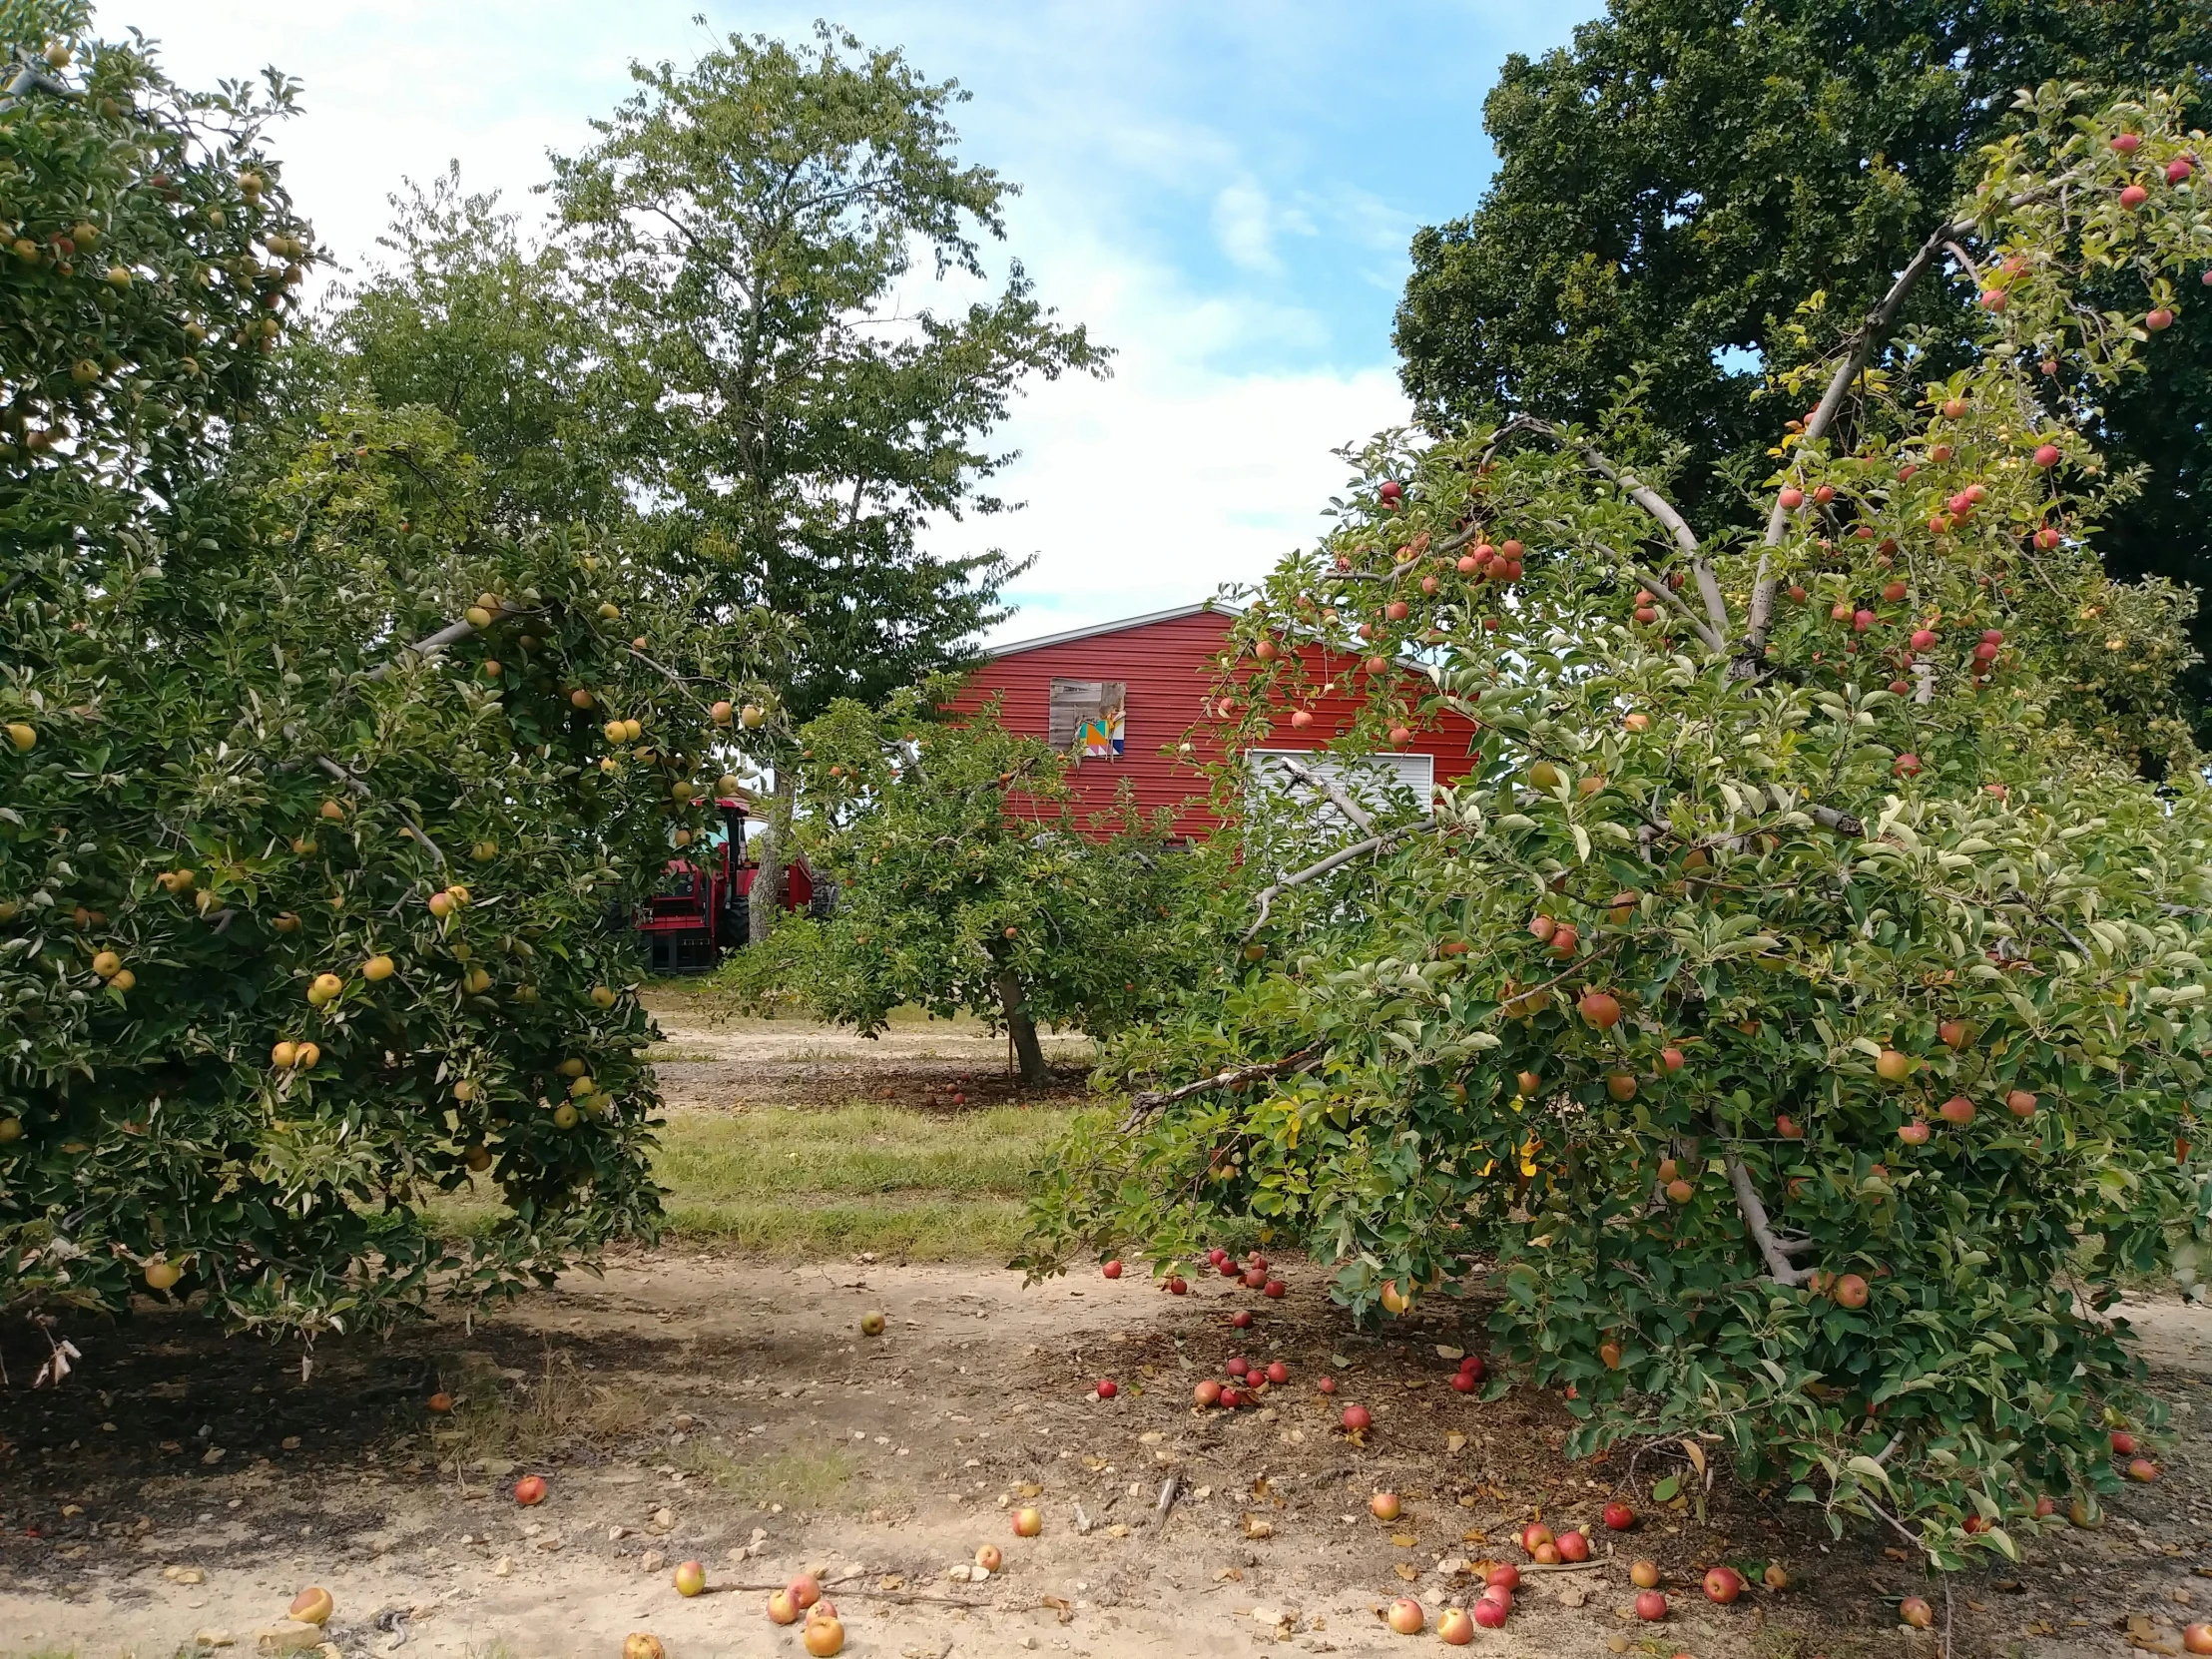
[1249,749,1434,826]
[1048,679,1126,760]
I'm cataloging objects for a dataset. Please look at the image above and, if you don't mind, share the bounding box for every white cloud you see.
[980,354,1408,636]
[1213,180,1282,274]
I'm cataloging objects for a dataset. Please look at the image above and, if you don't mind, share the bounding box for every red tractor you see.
[635,797,820,974]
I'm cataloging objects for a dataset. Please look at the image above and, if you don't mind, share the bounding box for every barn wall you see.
[946,607,1482,838]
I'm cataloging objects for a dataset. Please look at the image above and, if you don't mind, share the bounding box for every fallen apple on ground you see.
[767,1589,801,1624]
[673,1560,705,1597]
[1371,1492,1401,1521]
[1635,1589,1669,1621]
[1703,1565,1743,1604]
[1013,1507,1043,1537]
[1901,1596,1935,1629]
[513,1475,547,1506]
[859,1310,885,1337]
[622,1637,664,1659]
[1472,1596,1507,1629]
[288,1587,333,1626]
[1385,1597,1424,1634]
[976,1543,1002,1571]
[1602,1501,1635,1530]
[1341,1403,1372,1432]
[1437,1605,1475,1643]
[803,1612,844,1656]
[1630,1560,1661,1589]
[788,1573,823,1610]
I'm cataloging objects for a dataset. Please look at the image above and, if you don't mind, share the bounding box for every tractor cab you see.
[634,797,815,974]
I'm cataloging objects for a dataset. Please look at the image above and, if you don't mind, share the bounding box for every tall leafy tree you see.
[547,24,1109,931]
[318,166,617,529]
[1394,0,2212,729]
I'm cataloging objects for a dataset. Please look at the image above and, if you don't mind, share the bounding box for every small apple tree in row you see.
[0,12,785,1354]
[1028,86,2212,1556]
[747,691,1220,1085]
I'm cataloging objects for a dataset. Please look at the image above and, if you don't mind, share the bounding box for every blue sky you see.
[115,1,1602,640]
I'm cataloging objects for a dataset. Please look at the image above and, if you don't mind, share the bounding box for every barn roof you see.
[982,598,1242,660]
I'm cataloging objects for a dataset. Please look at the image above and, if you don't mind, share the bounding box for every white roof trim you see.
[981,599,1242,660]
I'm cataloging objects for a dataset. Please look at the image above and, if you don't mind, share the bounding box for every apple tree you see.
[751,690,1220,1086]
[1029,87,2212,1558]
[0,7,785,1354]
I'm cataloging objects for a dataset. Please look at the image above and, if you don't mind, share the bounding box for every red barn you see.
[944,600,1483,839]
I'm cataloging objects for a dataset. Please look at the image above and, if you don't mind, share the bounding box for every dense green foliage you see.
[754,693,1220,1083]
[542,24,1109,726]
[1395,0,2212,733]
[315,25,1108,935]
[0,7,781,1339]
[321,166,617,529]
[1035,89,2212,1557]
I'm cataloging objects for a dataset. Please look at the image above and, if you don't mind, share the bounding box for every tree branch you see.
[314,756,447,867]
[365,601,532,683]
[1493,416,1701,559]
[2001,887,2094,959]
[0,55,79,117]
[1808,805,1867,837]
[1622,554,1727,654]
[1270,755,1375,833]
[1490,415,1728,642]
[1241,823,1436,943]
[1749,173,2078,643]
[1123,1044,1326,1125]
[1718,1127,1813,1287]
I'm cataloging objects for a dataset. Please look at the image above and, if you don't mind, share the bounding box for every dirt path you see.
[642,996,1094,1115]
[4,1252,2208,1659]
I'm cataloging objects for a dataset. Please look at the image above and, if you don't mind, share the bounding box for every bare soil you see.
[4,1264,2208,1659]
[3,1012,2208,1659]
[642,995,1094,1114]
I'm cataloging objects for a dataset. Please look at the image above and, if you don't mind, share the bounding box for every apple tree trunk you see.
[996,969,1049,1088]
[749,770,796,946]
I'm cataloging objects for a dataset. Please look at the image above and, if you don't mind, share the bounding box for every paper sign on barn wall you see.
[1048,679,1126,761]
